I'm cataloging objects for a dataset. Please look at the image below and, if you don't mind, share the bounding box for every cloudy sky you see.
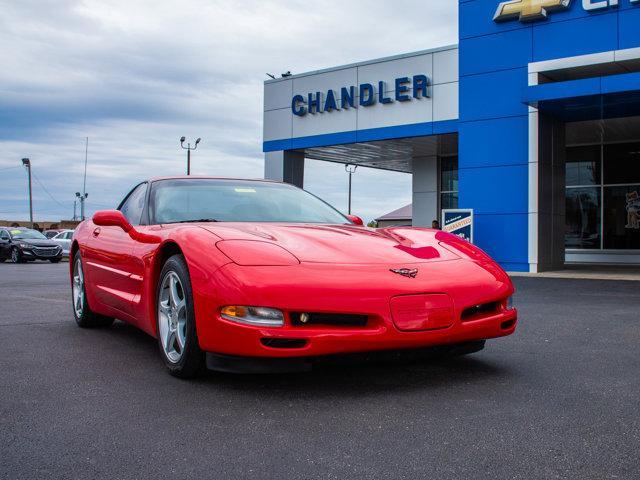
[0,0,457,223]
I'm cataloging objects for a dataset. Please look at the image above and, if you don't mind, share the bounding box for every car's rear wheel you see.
[72,252,114,328]
[11,248,25,264]
[156,254,204,378]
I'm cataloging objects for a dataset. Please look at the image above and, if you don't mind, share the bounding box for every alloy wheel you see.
[11,248,19,263]
[72,257,84,318]
[158,271,187,363]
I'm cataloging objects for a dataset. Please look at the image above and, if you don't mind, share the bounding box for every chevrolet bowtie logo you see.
[494,0,571,22]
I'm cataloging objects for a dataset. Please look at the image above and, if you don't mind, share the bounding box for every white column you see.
[412,156,438,227]
[264,150,305,188]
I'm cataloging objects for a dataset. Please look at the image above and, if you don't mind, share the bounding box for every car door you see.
[0,230,11,259]
[52,231,67,253]
[82,183,148,318]
[61,231,73,253]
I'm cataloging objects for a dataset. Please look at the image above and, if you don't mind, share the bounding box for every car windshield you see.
[149,179,348,224]
[12,229,47,240]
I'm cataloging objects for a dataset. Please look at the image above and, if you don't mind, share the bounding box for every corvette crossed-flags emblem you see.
[494,0,571,22]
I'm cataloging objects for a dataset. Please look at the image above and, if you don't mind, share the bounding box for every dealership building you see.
[263,0,640,272]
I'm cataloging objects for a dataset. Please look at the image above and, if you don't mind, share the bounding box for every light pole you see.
[180,136,201,175]
[21,158,33,228]
[345,164,358,215]
[76,192,88,220]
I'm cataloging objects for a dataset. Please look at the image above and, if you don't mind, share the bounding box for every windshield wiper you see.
[164,218,219,224]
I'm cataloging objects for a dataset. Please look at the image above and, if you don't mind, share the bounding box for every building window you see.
[565,187,601,249]
[603,186,640,249]
[440,156,458,211]
[566,142,640,250]
[566,145,600,186]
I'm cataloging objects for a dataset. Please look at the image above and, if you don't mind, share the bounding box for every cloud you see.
[0,0,457,222]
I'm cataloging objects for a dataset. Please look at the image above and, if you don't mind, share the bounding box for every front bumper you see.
[194,259,518,359]
[205,340,488,373]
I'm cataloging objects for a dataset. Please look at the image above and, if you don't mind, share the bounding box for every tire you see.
[50,258,61,263]
[11,248,25,264]
[71,252,114,328]
[156,254,205,378]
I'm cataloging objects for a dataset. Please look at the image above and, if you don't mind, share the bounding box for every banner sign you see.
[442,209,474,243]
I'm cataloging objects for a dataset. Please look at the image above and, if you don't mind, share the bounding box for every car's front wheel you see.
[11,248,25,264]
[156,254,205,378]
[72,252,114,328]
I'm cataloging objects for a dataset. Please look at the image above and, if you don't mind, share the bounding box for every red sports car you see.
[70,177,517,377]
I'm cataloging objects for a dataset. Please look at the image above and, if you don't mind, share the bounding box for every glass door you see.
[565,117,640,254]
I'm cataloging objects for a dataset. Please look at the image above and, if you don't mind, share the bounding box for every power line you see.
[31,171,71,209]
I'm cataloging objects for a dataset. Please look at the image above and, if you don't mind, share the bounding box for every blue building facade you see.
[264,0,640,271]
[459,0,640,271]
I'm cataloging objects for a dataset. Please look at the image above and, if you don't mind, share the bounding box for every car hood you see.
[15,239,59,248]
[201,223,460,265]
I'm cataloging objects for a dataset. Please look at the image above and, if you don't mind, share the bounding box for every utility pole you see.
[73,138,89,221]
[76,192,88,221]
[345,164,358,215]
[83,137,88,199]
[180,136,201,175]
[21,158,33,228]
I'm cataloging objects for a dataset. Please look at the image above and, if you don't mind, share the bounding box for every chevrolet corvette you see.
[70,177,517,377]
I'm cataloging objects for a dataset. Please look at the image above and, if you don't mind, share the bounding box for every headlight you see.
[17,243,30,249]
[220,306,284,327]
[216,240,299,266]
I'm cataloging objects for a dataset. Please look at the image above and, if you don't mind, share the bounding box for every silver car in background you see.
[51,230,75,257]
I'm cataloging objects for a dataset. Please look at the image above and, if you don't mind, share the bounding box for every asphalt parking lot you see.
[1,262,639,480]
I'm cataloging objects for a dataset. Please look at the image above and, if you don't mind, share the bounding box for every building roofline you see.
[264,44,459,85]
[375,203,413,222]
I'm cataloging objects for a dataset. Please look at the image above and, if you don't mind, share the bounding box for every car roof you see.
[147,176,284,184]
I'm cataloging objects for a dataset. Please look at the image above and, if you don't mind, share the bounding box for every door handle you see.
[93,227,101,237]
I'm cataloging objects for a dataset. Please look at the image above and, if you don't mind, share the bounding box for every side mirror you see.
[92,210,161,244]
[92,210,133,232]
[346,214,364,226]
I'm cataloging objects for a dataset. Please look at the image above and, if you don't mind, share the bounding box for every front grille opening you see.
[260,338,307,349]
[461,301,501,321]
[290,312,368,327]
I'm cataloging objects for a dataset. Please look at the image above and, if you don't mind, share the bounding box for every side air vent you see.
[290,312,368,327]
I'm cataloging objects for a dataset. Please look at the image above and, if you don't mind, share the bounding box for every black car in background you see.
[0,227,63,263]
